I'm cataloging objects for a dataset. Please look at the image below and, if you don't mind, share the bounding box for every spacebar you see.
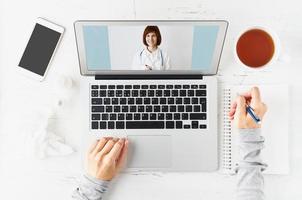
[126,121,165,129]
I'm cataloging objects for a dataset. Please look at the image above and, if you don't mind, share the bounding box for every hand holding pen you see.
[145,64,153,70]
[229,87,267,129]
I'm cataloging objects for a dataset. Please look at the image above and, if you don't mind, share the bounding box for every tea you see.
[236,29,275,68]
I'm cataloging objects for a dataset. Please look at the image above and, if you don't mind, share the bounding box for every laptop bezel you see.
[74,20,228,76]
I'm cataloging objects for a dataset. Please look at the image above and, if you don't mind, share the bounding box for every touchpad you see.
[127,135,172,168]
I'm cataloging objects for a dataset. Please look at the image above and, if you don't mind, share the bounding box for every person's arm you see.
[229,87,268,200]
[236,128,267,200]
[132,51,152,70]
[72,174,109,200]
[72,138,128,200]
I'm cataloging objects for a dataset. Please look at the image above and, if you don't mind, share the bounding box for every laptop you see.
[74,20,228,171]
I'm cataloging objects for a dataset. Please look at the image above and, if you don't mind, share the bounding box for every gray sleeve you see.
[72,174,110,200]
[236,128,268,200]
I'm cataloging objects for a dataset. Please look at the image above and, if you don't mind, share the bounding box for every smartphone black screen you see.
[18,23,61,76]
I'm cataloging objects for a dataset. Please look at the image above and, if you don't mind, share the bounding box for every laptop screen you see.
[75,21,228,75]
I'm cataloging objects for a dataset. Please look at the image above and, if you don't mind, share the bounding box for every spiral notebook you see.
[220,84,289,175]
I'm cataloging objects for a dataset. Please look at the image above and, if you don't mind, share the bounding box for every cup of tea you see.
[235,26,281,70]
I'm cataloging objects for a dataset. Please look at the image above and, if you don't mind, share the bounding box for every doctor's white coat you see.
[131,47,170,70]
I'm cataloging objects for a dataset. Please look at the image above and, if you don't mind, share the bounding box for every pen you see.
[145,65,152,70]
[246,104,261,124]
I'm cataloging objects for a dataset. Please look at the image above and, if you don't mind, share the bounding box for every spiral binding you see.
[222,88,232,171]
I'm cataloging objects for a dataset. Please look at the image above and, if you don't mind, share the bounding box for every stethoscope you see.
[139,48,164,68]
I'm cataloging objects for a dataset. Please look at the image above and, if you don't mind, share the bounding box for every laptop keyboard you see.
[90,84,207,129]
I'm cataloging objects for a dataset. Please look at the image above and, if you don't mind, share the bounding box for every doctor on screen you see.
[132,26,170,70]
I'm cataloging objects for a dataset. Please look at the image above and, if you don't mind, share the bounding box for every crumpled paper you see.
[23,75,75,159]
[24,108,74,159]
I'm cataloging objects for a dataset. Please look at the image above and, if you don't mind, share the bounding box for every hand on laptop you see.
[229,87,267,129]
[86,137,129,181]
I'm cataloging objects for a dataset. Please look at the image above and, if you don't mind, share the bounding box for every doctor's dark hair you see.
[143,26,162,46]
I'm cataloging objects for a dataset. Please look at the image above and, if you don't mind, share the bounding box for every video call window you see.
[83,25,219,71]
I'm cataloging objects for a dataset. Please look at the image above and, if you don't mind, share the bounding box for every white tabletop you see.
[0,0,302,199]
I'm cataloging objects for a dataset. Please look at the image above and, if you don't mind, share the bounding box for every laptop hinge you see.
[95,74,203,80]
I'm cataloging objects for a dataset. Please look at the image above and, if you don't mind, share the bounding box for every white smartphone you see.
[17,18,64,81]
